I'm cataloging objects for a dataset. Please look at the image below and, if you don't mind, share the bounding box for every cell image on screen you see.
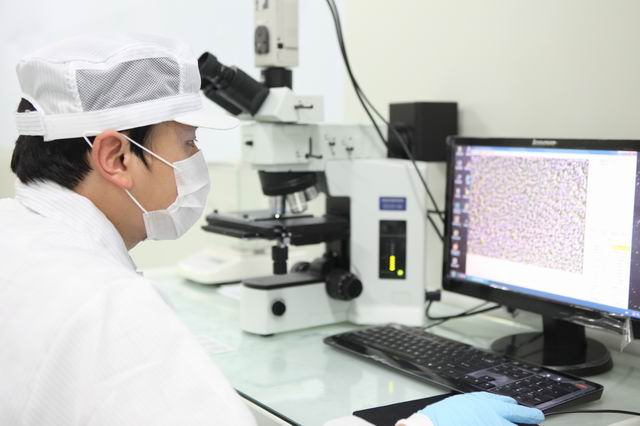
[466,155,589,274]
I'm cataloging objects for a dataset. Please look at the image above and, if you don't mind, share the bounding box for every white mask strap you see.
[124,189,148,214]
[82,130,156,215]
[82,131,96,148]
[81,130,175,169]
[120,133,175,169]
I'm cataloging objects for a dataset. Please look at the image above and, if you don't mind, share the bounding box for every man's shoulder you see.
[0,196,36,226]
[2,233,137,284]
[0,196,73,250]
[0,196,134,281]
[0,195,37,216]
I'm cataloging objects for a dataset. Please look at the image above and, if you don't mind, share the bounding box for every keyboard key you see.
[479,382,496,389]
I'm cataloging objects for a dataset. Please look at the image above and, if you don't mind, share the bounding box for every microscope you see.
[198,0,431,335]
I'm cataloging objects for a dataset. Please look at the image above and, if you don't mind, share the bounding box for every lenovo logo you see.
[532,139,558,147]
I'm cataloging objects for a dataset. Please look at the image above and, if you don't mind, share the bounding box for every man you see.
[0,34,544,426]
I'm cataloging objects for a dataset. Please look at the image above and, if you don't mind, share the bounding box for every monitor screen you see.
[446,140,640,320]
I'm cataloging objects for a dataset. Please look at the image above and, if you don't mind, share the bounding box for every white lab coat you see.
[0,181,256,426]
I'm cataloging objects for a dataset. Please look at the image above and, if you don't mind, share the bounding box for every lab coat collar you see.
[15,180,137,271]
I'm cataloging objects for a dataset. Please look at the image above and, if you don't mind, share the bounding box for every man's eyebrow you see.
[178,131,197,141]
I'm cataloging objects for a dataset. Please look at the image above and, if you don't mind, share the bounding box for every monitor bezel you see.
[442,136,640,337]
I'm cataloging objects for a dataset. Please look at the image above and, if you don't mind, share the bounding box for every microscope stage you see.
[204,210,349,245]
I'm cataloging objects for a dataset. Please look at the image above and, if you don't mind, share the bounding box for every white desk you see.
[149,269,640,426]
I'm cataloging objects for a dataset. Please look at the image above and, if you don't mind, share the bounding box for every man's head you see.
[12,34,238,248]
[12,97,202,248]
[11,98,154,191]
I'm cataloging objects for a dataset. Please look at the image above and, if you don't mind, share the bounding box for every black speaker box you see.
[388,102,458,162]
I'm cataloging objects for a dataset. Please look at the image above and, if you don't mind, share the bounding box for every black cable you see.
[424,301,502,330]
[325,0,386,145]
[326,0,445,228]
[324,0,387,148]
[324,1,443,240]
[428,209,446,220]
[325,4,444,241]
[391,126,446,240]
[326,0,443,218]
[547,409,640,417]
[324,1,389,139]
[325,0,446,241]
[426,301,502,321]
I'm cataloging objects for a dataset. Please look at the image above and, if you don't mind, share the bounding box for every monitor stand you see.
[490,317,613,376]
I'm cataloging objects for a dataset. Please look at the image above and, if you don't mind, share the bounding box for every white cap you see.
[14,33,239,141]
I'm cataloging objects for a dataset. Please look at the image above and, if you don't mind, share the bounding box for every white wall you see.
[341,0,640,139]
[0,0,348,137]
[0,0,347,267]
[0,0,347,190]
[340,0,640,354]
[340,0,640,288]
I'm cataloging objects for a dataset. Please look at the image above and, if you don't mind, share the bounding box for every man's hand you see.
[419,392,545,426]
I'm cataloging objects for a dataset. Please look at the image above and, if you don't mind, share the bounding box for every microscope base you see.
[241,273,350,335]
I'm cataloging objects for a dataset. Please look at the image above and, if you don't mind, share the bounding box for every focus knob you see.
[326,269,363,301]
[271,300,286,317]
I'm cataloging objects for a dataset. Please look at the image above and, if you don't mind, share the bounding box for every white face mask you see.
[83,132,211,241]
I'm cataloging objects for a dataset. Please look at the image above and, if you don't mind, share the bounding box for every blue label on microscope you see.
[379,197,406,211]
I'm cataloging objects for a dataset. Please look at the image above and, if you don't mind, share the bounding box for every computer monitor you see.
[443,137,640,376]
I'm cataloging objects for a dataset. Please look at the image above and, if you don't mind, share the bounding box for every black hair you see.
[10,98,154,190]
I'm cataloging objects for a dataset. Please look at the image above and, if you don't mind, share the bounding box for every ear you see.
[89,130,138,190]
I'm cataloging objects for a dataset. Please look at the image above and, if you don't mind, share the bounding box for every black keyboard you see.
[324,324,603,413]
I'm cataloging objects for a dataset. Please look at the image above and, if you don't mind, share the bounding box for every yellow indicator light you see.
[389,255,396,272]
[612,245,630,252]
[397,269,405,277]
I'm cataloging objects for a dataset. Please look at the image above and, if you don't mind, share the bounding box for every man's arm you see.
[26,277,256,426]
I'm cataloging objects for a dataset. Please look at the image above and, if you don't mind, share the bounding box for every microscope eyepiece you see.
[198,52,270,116]
[198,52,224,86]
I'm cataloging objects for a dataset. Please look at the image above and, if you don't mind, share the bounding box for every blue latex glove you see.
[419,392,545,426]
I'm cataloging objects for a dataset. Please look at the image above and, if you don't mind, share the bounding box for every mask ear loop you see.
[82,130,97,148]
[81,130,169,214]
[117,134,178,214]
[82,130,176,169]
[119,133,176,170]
